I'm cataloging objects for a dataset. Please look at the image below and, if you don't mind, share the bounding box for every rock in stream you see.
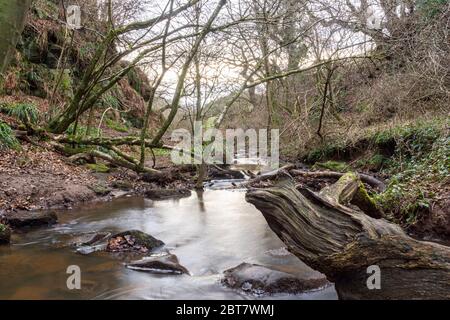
[76,230,164,255]
[145,189,192,200]
[4,211,58,228]
[222,262,329,295]
[126,253,189,275]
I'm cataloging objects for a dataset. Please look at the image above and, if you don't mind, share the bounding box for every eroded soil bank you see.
[0,142,196,217]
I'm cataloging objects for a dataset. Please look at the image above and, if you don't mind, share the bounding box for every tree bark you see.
[245,175,450,300]
[0,0,31,74]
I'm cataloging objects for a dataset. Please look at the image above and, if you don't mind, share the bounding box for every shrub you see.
[0,121,20,150]
[376,135,449,224]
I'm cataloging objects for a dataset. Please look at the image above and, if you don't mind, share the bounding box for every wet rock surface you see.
[126,253,189,275]
[4,211,57,228]
[75,230,164,255]
[222,262,329,295]
[106,230,164,253]
[72,232,111,247]
[145,189,191,200]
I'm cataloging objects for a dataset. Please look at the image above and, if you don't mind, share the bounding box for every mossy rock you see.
[88,183,111,196]
[111,180,133,191]
[0,224,11,245]
[109,230,164,252]
[313,161,350,172]
[87,163,110,173]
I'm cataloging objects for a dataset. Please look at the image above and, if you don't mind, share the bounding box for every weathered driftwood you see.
[240,164,297,187]
[290,169,386,192]
[246,174,450,300]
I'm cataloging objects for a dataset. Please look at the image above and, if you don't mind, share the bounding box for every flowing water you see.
[0,177,338,300]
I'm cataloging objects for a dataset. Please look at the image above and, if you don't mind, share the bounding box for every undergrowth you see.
[0,121,20,150]
[303,117,449,227]
[0,102,40,126]
[375,133,449,225]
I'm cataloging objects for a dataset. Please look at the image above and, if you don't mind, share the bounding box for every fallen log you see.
[290,169,386,192]
[89,150,160,174]
[246,174,450,299]
[240,164,296,187]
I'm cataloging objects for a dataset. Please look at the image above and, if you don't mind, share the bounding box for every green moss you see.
[106,118,128,133]
[352,181,382,218]
[152,148,170,156]
[88,183,111,195]
[313,160,350,172]
[87,163,110,173]
[62,145,92,156]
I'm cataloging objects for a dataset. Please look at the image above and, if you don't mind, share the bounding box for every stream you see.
[0,156,338,300]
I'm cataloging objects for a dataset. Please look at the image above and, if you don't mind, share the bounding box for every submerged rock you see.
[4,211,57,228]
[106,230,164,253]
[222,263,329,295]
[145,189,191,200]
[126,253,189,275]
[0,224,11,245]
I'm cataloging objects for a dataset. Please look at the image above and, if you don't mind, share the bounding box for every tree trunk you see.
[0,0,32,74]
[245,174,450,300]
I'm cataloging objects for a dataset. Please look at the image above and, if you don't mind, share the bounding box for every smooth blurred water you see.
[0,189,337,300]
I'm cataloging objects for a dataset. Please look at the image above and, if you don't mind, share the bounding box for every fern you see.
[7,103,40,125]
[102,94,120,110]
[0,121,20,150]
